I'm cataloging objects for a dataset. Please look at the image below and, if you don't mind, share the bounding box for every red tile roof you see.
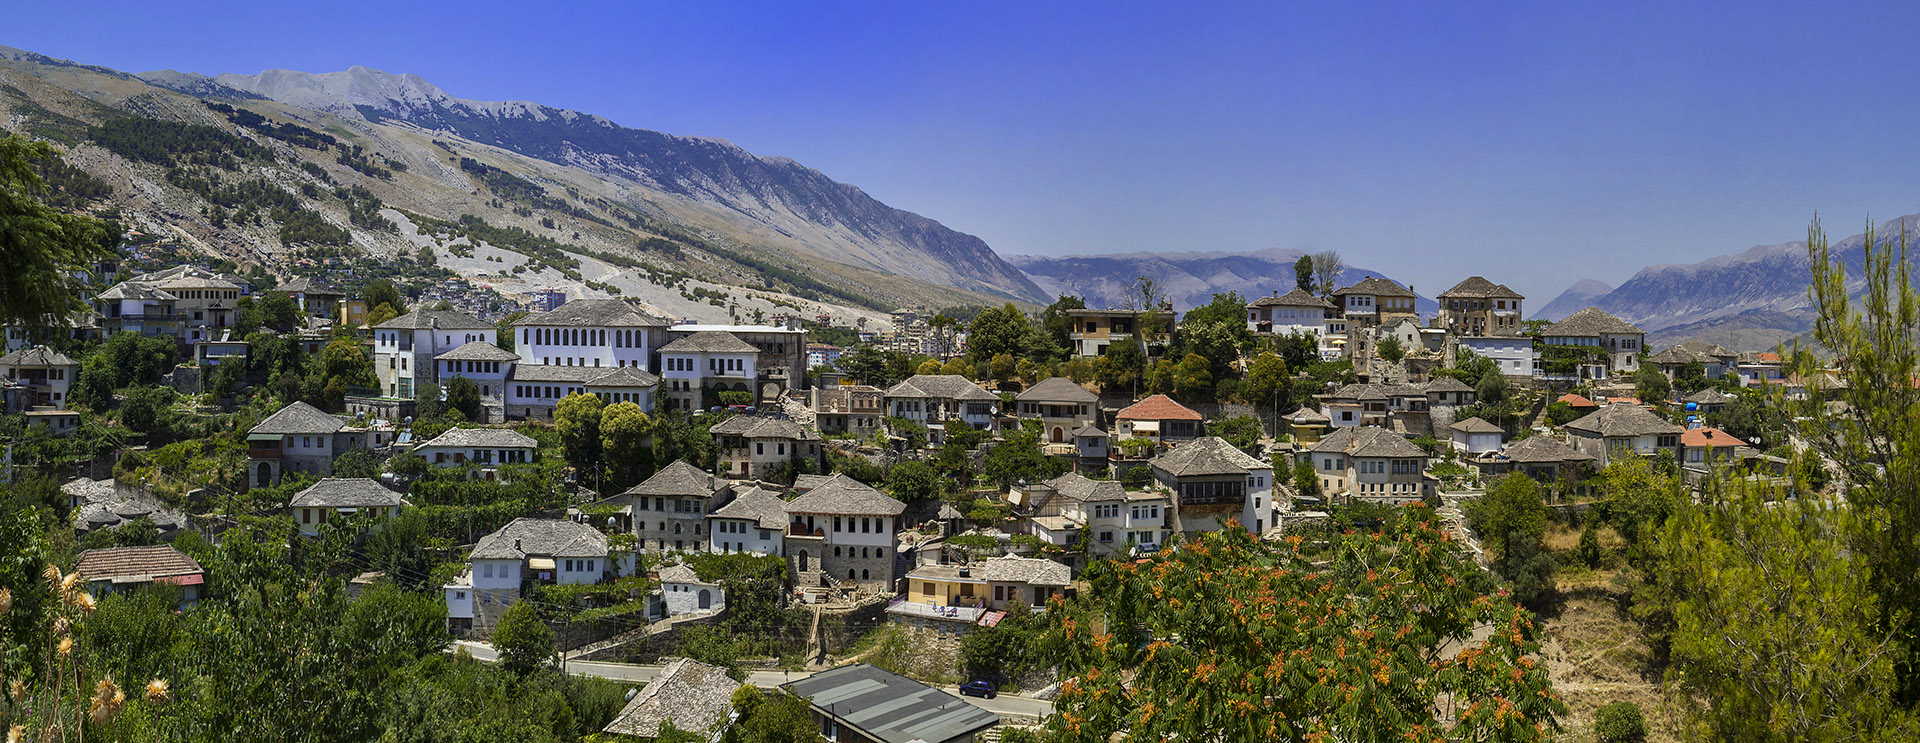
[1116,394,1202,421]
[1556,393,1597,408]
[1681,427,1746,448]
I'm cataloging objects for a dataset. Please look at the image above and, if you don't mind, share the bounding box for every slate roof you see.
[1564,403,1682,438]
[1016,377,1099,403]
[418,427,537,450]
[65,479,185,532]
[433,341,519,362]
[1501,435,1594,464]
[470,517,609,560]
[1045,472,1127,503]
[1437,276,1524,299]
[1681,427,1746,448]
[885,375,999,401]
[625,460,721,497]
[710,487,790,529]
[656,563,713,585]
[1648,342,1736,365]
[1450,417,1504,434]
[287,478,405,508]
[781,664,999,743]
[1249,287,1336,309]
[1150,436,1269,477]
[75,546,202,583]
[658,331,758,354]
[518,298,666,328]
[1423,376,1474,393]
[156,275,240,291]
[785,473,905,516]
[1333,276,1415,298]
[1308,426,1427,458]
[373,309,493,331]
[273,276,337,295]
[1071,423,1107,437]
[1684,388,1736,405]
[250,401,345,435]
[1329,383,1390,401]
[978,555,1071,586]
[1116,394,1202,421]
[1286,406,1330,424]
[586,366,661,388]
[709,415,818,440]
[0,346,78,367]
[1542,307,1643,337]
[509,365,596,383]
[95,282,178,302]
[602,658,741,739]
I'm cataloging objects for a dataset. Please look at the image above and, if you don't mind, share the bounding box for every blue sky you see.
[12,1,1920,301]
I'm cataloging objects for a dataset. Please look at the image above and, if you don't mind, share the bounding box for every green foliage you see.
[1294,255,1313,291]
[1291,460,1320,497]
[1038,295,1086,361]
[1674,360,1709,393]
[884,416,928,450]
[1096,337,1145,392]
[1467,474,1554,608]
[1172,291,1253,381]
[72,354,115,410]
[1634,363,1671,403]
[1377,333,1405,363]
[363,278,407,315]
[835,345,913,388]
[599,401,653,491]
[1593,701,1646,742]
[1034,506,1563,741]
[1170,352,1213,402]
[886,460,942,503]
[967,303,1046,364]
[1577,519,1603,568]
[444,375,482,422]
[724,686,820,743]
[1242,351,1289,408]
[0,136,115,329]
[554,393,605,473]
[960,603,1041,685]
[493,599,556,675]
[982,424,1069,489]
[1206,414,1264,451]
[101,331,181,388]
[87,117,274,168]
[1544,400,1581,427]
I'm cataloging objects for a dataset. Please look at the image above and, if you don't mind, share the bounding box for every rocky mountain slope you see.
[1008,248,1437,312]
[0,44,1040,325]
[1534,278,1611,322]
[176,65,1046,303]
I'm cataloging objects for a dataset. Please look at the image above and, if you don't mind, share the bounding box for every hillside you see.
[0,44,1041,326]
[1534,278,1611,321]
[1008,248,1437,312]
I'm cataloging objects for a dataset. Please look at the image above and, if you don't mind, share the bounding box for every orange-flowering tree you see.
[1033,504,1564,742]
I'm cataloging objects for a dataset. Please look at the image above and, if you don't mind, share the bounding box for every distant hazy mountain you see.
[149,64,1047,303]
[1008,248,1437,312]
[1535,279,1612,321]
[1575,213,1920,350]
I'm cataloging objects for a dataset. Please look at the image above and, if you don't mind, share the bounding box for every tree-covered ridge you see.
[87,117,274,170]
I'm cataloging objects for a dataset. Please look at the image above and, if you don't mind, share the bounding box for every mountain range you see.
[1008,248,1437,313]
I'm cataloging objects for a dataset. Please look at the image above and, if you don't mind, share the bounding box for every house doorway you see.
[697,589,711,609]
[256,462,273,488]
[1051,426,1064,443]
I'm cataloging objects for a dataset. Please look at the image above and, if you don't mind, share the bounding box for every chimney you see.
[514,538,522,552]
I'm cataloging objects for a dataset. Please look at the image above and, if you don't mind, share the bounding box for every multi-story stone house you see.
[246,401,349,488]
[287,478,406,537]
[884,375,999,432]
[92,282,180,339]
[1246,288,1333,339]
[658,331,760,412]
[274,276,342,319]
[665,322,808,396]
[783,473,903,590]
[1458,335,1540,379]
[412,427,537,478]
[1541,307,1645,377]
[810,384,883,437]
[707,486,788,556]
[708,415,823,480]
[433,341,517,422]
[1015,377,1100,444]
[446,518,628,634]
[151,270,244,346]
[372,309,497,399]
[504,365,594,420]
[1449,417,1505,454]
[1012,473,1169,558]
[1647,341,1738,380]
[1304,426,1432,504]
[1332,277,1418,329]
[622,460,733,554]
[1065,308,1172,358]
[1562,403,1681,466]
[1149,437,1277,535]
[1437,276,1524,337]
[511,299,666,370]
[0,346,78,410]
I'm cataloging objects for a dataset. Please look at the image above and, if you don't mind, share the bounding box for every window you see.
[483,563,494,578]
[1099,531,1113,543]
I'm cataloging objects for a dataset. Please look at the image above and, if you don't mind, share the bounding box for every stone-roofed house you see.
[884,374,999,432]
[512,298,668,374]
[1648,341,1738,380]
[1683,387,1736,414]
[434,341,520,422]
[1114,394,1202,445]
[1437,276,1524,337]
[1542,307,1645,377]
[372,308,497,399]
[810,384,883,437]
[1488,435,1596,483]
[1458,335,1540,380]
[583,366,661,411]
[656,563,726,617]
[92,281,180,339]
[601,658,741,741]
[708,486,788,556]
[1009,472,1168,557]
[782,664,1000,743]
[413,427,537,477]
[246,401,351,488]
[288,478,407,537]
[0,346,78,410]
[450,517,629,634]
[274,276,342,319]
[1015,377,1100,443]
[75,545,205,605]
[898,554,1071,624]
[665,321,810,399]
[1333,276,1419,328]
[147,268,244,345]
[1563,403,1681,466]
[658,331,760,412]
[1424,375,1476,407]
[1150,437,1276,535]
[1449,417,1505,454]
[1247,287,1335,338]
[65,478,186,537]
[1305,426,1431,504]
[784,473,905,589]
[621,460,732,554]
[1071,422,1111,471]
[708,415,823,480]
[1285,406,1333,444]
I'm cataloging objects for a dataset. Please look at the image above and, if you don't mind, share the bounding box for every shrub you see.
[1593,701,1647,742]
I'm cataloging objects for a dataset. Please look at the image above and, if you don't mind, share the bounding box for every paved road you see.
[450,641,1052,720]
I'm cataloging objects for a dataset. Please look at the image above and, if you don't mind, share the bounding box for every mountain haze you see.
[1535,278,1612,321]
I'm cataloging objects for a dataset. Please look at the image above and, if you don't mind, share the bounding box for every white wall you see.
[709,518,781,556]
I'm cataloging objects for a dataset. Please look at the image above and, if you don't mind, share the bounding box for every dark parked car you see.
[958,680,996,699]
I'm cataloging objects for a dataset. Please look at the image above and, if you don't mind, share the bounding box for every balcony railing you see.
[886,597,985,623]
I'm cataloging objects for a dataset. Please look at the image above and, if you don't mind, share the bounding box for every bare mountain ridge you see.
[1535,278,1611,321]
[173,65,1047,303]
[1008,249,1437,312]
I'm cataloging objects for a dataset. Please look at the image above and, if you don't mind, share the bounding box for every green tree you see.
[886,459,942,503]
[72,354,115,410]
[1469,473,1554,607]
[1674,360,1709,393]
[254,290,301,333]
[724,686,820,743]
[366,302,400,328]
[1593,702,1647,743]
[1096,338,1145,393]
[1174,292,1252,381]
[600,401,653,491]
[494,310,526,352]
[1034,506,1562,741]
[363,278,406,315]
[1309,250,1346,297]
[916,358,943,376]
[1039,295,1086,361]
[333,447,384,479]
[491,599,554,675]
[444,375,482,422]
[1634,363,1670,403]
[554,393,605,477]
[1293,255,1313,292]
[982,424,1067,489]
[1292,460,1320,497]
[102,330,180,387]
[1242,351,1289,412]
[967,303,1037,363]
[0,135,114,330]
[961,603,1039,685]
[118,385,174,434]
[989,352,1018,385]
[1170,353,1213,402]
[1377,334,1405,363]
[1206,415,1263,452]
